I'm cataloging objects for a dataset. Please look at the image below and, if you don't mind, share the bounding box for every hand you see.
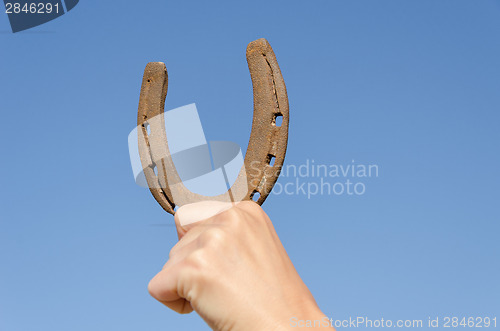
[148,201,333,330]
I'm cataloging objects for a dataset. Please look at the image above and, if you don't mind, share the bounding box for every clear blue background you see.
[1,1,499,330]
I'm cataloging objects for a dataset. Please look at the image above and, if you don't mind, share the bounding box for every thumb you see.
[174,201,237,239]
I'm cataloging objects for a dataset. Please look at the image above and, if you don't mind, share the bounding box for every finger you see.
[148,263,193,314]
[174,201,236,239]
[158,298,193,314]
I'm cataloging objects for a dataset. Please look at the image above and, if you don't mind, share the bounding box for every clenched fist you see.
[148,201,333,330]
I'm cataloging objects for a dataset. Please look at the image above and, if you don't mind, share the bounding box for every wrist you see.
[278,301,334,330]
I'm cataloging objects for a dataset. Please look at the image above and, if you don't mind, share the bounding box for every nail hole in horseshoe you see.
[143,122,151,135]
[153,164,158,176]
[251,191,261,202]
[273,114,283,127]
[267,154,276,167]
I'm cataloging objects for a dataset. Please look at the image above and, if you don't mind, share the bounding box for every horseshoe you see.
[137,38,289,215]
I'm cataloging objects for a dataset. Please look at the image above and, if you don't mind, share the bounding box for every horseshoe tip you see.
[247,38,272,55]
[145,61,165,68]
[144,62,167,75]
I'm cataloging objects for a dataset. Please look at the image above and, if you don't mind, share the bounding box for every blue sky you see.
[1,1,499,330]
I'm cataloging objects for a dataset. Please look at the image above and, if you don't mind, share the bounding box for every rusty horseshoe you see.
[137,38,289,215]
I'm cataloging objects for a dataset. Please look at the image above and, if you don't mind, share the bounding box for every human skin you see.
[148,201,335,330]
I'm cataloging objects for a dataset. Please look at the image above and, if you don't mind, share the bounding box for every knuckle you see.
[226,209,244,227]
[236,201,268,224]
[184,249,209,271]
[199,227,228,248]
[238,201,265,218]
[213,207,243,227]
[238,200,261,212]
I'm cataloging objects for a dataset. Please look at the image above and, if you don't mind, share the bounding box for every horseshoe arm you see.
[137,62,176,214]
[243,38,289,204]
